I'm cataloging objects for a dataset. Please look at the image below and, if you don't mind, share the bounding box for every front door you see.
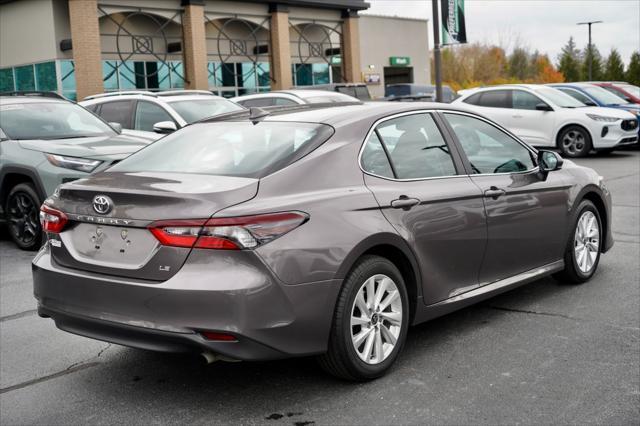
[443,112,571,285]
[360,112,487,305]
[509,89,556,147]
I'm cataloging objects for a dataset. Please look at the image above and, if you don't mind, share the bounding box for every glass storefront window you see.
[119,61,136,89]
[208,62,222,88]
[312,63,330,85]
[170,61,184,89]
[256,62,270,87]
[14,65,35,91]
[60,60,75,91]
[294,63,312,86]
[102,61,119,91]
[156,63,171,90]
[35,62,57,91]
[0,68,14,92]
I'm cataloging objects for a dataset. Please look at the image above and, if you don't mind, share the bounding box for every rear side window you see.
[109,121,334,179]
[274,98,298,106]
[361,113,457,179]
[98,100,133,128]
[463,93,482,105]
[361,132,394,178]
[478,90,510,108]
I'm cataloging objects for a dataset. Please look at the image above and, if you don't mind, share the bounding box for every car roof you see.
[209,102,475,127]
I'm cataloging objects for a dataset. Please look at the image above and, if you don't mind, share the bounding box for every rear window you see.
[109,121,334,179]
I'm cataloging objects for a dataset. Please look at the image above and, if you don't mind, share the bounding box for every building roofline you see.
[359,13,429,22]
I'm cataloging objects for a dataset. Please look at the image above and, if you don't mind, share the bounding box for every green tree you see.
[604,49,625,81]
[508,47,530,80]
[626,51,640,86]
[557,37,581,82]
[581,44,604,80]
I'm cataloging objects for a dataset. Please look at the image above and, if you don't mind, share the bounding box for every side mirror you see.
[108,122,123,133]
[538,150,563,174]
[535,103,553,111]
[584,100,597,107]
[153,121,178,134]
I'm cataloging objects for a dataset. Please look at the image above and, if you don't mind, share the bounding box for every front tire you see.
[5,183,43,250]
[554,200,602,284]
[558,125,592,157]
[318,255,409,381]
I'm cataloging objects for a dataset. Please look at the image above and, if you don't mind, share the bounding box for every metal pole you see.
[577,20,602,81]
[432,0,442,102]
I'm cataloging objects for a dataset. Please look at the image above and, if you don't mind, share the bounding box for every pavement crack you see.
[0,309,37,323]
[490,306,577,321]
[0,362,100,395]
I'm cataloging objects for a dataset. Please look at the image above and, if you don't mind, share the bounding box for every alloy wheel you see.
[7,191,40,246]
[350,274,403,365]
[562,130,586,156]
[574,210,600,274]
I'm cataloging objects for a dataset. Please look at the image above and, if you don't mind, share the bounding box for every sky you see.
[362,0,640,65]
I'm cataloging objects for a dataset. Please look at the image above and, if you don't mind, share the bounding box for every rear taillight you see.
[149,212,308,250]
[39,205,68,233]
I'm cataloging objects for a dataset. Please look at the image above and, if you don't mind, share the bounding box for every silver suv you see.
[80,90,244,139]
[0,93,149,249]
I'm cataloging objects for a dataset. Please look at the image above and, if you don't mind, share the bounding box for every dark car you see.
[0,92,150,249]
[384,84,456,103]
[34,102,612,380]
[294,83,372,101]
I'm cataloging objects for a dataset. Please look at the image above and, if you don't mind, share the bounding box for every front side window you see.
[98,100,133,128]
[109,121,334,179]
[373,113,457,179]
[134,101,173,132]
[0,101,115,140]
[512,90,545,110]
[444,113,535,174]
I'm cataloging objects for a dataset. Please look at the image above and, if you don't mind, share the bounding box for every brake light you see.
[39,205,68,233]
[149,212,308,250]
[200,331,237,342]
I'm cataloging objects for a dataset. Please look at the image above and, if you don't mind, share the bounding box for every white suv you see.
[80,90,244,140]
[453,84,638,157]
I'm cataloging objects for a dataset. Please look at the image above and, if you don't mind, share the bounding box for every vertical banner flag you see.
[441,0,467,45]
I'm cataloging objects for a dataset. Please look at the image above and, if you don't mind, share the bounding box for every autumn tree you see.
[625,51,640,86]
[558,37,581,82]
[534,55,564,83]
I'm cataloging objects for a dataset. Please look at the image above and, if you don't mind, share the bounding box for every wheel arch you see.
[0,166,47,214]
[555,123,594,149]
[335,233,422,324]
[569,185,611,253]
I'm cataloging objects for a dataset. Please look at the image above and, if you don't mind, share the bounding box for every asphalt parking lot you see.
[1,150,638,425]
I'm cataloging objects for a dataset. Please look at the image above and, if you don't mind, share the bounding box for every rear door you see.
[510,89,556,146]
[442,111,571,284]
[361,111,487,305]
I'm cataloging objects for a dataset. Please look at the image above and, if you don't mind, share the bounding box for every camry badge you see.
[92,195,113,215]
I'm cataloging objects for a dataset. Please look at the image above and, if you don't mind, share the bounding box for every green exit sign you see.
[390,56,411,66]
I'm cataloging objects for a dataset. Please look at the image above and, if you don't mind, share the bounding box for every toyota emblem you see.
[92,195,113,215]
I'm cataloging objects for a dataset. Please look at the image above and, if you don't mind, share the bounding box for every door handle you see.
[484,186,506,199]
[391,196,420,210]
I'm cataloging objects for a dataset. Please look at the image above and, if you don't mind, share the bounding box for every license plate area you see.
[60,223,159,270]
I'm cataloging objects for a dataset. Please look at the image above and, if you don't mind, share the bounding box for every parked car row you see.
[454,82,639,157]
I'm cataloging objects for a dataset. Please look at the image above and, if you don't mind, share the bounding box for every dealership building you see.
[0,0,430,100]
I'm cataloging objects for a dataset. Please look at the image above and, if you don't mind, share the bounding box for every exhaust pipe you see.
[200,351,241,364]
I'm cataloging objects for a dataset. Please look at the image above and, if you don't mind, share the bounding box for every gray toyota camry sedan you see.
[33,102,613,380]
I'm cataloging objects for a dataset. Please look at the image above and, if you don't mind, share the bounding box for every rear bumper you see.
[33,245,342,360]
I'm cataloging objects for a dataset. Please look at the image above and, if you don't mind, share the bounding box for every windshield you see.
[582,85,628,105]
[109,121,334,179]
[534,88,586,108]
[0,101,115,140]
[619,84,640,98]
[167,98,244,123]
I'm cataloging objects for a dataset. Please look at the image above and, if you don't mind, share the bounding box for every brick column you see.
[181,0,208,90]
[269,4,292,91]
[341,10,362,83]
[68,0,103,100]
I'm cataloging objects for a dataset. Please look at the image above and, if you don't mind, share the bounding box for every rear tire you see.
[554,200,602,284]
[558,125,592,158]
[5,183,43,250]
[318,255,409,381]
